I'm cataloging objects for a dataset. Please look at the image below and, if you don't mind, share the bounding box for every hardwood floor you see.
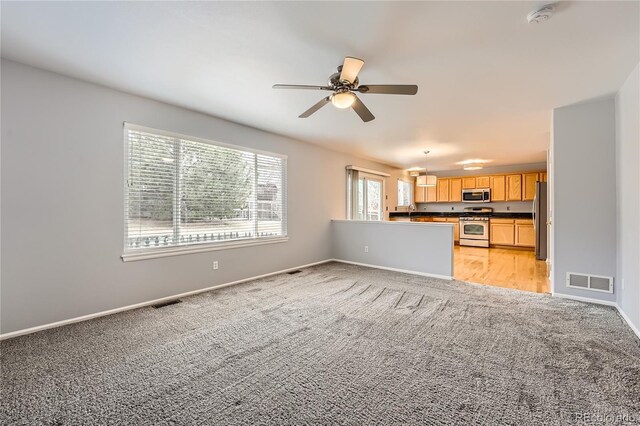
[454,246,549,294]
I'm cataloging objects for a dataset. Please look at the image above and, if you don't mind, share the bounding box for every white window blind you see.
[124,124,287,258]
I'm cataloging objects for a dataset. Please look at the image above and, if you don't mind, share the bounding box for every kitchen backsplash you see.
[417,200,533,213]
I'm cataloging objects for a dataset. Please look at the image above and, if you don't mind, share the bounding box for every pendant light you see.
[416,150,437,187]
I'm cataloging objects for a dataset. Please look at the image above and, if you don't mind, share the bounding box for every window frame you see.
[345,166,388,221]
[397,179,412,207]
[122,123,288,262]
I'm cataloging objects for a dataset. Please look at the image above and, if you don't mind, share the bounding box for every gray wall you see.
[0,60,404,334]
[615,63,640,331]
[551,97,617,303]
[331,220,454,279]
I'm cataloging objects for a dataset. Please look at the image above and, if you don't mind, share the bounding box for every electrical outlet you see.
[621,278,625,290]
[213,261,219,270]
[364,246,369,253]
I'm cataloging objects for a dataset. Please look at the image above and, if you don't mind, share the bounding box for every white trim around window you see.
[397,179,412,207]
[122,123,288,261]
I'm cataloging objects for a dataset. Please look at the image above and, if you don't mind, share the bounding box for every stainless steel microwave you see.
[462,188,491,203]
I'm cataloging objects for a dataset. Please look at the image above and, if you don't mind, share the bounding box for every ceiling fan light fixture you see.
[331,91,356,109]
[274,56,418,121]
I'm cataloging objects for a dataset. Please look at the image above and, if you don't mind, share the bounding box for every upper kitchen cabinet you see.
[437,178,450,202]
[506,174,522,200]
[426,185,437,202]
[475,176,490,188]
[414,180,437,203]
[522,173,538,201]
[449,178,462,202]
[462,177,476,189]
[414,182,426,203]
[490,175,506,201]
[413,170,546,204]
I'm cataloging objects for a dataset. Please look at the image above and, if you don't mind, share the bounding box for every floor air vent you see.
[152,299,182,309]
[566,273,613,293]
[287,270,302,275]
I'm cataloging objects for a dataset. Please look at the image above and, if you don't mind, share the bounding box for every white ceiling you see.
[2,1,638,170]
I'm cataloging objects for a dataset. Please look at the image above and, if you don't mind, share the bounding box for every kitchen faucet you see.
[408,203,416,219]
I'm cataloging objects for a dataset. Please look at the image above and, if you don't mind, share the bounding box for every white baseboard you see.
[4,260,636,342]
[0,259,333,341]
[331,258,453,281]
[551,292,618,307]
[551,292,640,340]
[616,305,640,340]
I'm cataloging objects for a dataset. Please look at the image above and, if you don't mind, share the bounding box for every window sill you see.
[121,237,289,262]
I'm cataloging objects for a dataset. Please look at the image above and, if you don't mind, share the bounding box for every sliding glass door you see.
[349,170,384,221]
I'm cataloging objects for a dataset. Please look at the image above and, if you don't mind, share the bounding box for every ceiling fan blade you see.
[356,85,418,95]
[352,96,375,122]
[273,84,331,91]
[339,57,364,84]
[299,97,331,118]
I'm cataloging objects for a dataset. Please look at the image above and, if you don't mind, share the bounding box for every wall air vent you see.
[566,273,613,293]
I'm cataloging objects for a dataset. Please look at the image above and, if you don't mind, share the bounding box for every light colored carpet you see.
[1,262,639,425]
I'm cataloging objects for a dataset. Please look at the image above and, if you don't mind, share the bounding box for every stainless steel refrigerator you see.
[533,182,548,260]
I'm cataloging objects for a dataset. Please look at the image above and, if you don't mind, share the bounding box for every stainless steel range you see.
[459,207,493,248]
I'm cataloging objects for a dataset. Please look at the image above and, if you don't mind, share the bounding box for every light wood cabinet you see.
[462,177,476,189]
[416,170,546,204]
[414,183,426,203]
[437,179,450,202]
[412,217,430,222]
[449,178,462,202]
[415,182,438,203]
[490,175,506,201]
[476,176,490,188]
[490,219,515,245]
[506,174,523,201]
[447,218,460,242]
[522,173,538,201]
[515,220,535,247]
[426,185,437,202]
[412,217,459,242]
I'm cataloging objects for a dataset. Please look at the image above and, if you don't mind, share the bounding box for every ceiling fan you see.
[273,57,418,122]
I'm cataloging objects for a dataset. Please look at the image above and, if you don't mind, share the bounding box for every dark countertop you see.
[389,211,533,219]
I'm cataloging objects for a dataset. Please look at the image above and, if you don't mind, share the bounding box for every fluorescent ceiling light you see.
[463,164,483,170]
[407,167,423,177]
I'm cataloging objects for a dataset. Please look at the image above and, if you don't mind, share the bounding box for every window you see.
[397,179,411,207]
[123,124,287,260]
[346,166,388,221]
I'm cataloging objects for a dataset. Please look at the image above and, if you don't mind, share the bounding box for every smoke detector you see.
[527,5,554,24]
